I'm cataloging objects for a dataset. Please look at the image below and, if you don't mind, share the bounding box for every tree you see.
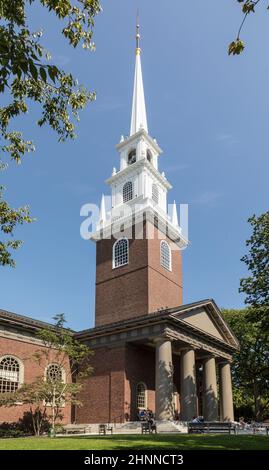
[0,0,101,266]
[223,308,269,421]
[229,1,264,55]
[224,212,269,421]
[0,314,93,435]
[0,164,32,267]
[239,212,269,308]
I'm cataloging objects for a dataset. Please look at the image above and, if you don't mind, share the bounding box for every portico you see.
[76,299,238,424]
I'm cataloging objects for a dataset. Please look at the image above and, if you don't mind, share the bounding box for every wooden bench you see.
[253,425,269,435]
[141,422,157,434]
[63,424,91,435]
[141,422,151,434]
[99,424,113,435]
[188,422,237,435]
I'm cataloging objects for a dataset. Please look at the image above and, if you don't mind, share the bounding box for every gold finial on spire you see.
[136,9,141,55]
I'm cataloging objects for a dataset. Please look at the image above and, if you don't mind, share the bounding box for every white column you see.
[155,338,174,420]
[180,348,197,421]
[203,356,218,421]
[219,361,234,422]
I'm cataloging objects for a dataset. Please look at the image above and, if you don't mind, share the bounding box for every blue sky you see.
[1,0,269,330]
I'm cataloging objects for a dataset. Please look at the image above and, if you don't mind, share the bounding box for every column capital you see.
[218,358,232,365]
[202,353,218,361]
[153,336,172,345]
[179,345,197,353]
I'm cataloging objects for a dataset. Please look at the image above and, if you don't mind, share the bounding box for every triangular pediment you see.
[170,300,239,348]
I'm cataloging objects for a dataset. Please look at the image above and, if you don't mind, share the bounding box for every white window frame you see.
[44,363,66,408]
[0,355,24,394]
[123,181,133,203]
[136,382,147,410]
[45,363,66,384]
[160,240,172,271]
[112,237,129,269]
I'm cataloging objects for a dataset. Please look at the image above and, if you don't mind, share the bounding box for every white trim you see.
[45,363,66,384]
[160,240,172,271]
[112,237,129,269]
[0,354,24,392]
[44,363,66,408]
[136,382,147,410]
[123,181,133,203]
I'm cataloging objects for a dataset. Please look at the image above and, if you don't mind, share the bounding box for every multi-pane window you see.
[0,356,20,393]
[46,364,63,383]
[123,181,133,203]
[136,382,147,409]
[152,183,159,204]
[160,240,172,271]
[128,149,136,165]
[113,238,129,268]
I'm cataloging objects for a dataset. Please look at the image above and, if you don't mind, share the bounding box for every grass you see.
[0,434,268,450]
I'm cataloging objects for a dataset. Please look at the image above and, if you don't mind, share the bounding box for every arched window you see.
[147,149,152,163]
[123,181,133,203]
[113,238,129,268]
[160,240,172,271]
[152,183,159,204]
[46,364,64,383]
[136,382,147,409]
[128,149,136,165]
[0,356,22,393]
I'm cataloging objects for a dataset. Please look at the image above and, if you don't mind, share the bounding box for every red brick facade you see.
[0,335,71,424]
[76,343,181,424]
[95,221,182,327]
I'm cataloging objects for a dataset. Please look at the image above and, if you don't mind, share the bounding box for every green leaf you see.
[228,39,245,56]
[39,67,47,82]
[48,65,58,83]
[29,61,38,81]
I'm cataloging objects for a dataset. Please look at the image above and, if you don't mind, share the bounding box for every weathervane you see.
[136,9,141,55]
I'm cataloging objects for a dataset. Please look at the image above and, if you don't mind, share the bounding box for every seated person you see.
[192,416,201,423]
[148,417,157,433]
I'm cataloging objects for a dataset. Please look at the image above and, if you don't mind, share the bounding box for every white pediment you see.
[171,302,239,348]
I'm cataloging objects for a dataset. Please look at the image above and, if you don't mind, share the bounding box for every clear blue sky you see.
[1,0,268,330]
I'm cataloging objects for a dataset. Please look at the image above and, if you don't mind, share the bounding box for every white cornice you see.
[106,158,171,190]
[91,203,188,249]
[116,129,162,155]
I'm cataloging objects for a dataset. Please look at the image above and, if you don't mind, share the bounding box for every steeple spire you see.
[130,15,148,136]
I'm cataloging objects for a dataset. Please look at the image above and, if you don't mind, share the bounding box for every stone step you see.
[77,421,188,435]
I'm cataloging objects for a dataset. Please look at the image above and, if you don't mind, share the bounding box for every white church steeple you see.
[130,20,148,136]
[91,19,187,250]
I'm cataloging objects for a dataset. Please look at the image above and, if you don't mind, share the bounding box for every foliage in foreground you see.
[0,0,101,266]
[223,308,269,421]
[229,1,266,55]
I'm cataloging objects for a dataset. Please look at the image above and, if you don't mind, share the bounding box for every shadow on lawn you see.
[58,434,269,451]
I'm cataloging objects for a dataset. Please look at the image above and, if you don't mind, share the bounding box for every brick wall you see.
[76,346,126,424]
[0,335,71,424]
[95,221,183,327]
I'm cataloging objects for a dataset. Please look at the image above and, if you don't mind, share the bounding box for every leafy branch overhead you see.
[228,0,263,55]
[0,1,101,266]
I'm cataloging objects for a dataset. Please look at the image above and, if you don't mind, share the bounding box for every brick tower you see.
[91,22,187,327]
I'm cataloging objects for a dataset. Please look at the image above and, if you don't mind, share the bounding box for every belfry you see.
[0,21,239,428]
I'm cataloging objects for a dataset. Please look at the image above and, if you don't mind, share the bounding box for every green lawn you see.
[0,434,268,450]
